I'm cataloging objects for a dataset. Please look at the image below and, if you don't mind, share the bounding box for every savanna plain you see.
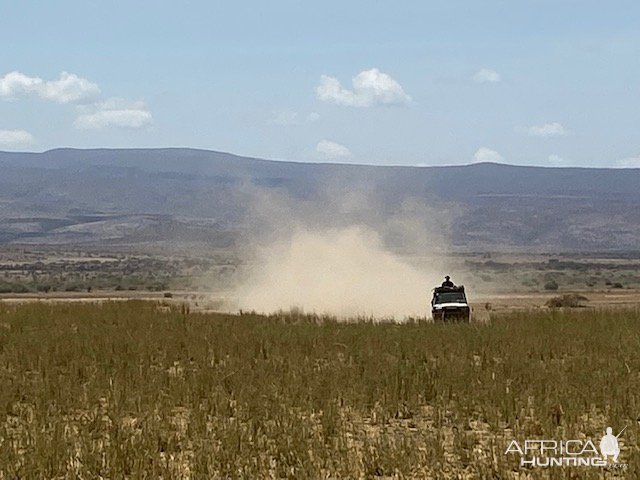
[0,300,637,479]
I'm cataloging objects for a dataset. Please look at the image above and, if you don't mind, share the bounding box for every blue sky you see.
[1,0,640,167]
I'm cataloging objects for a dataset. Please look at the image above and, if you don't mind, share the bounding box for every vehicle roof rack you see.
[433,285,465,293]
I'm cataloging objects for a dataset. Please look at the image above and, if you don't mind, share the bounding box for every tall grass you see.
[0,302,637,478]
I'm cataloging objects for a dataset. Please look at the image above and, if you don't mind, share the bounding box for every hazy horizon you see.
[2,146,640,170]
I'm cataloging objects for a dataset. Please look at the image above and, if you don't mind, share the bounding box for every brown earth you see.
[3,288,640,319]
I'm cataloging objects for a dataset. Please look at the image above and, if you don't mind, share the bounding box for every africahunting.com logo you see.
[505,426,627,468]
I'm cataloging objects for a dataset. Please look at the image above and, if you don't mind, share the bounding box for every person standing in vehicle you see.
[442,276,454,288]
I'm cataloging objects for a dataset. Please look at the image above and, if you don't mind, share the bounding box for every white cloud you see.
[74,98,153,130]
[0,72,41,98]
[524,122,568,137]
[0,129,35,147]
[316,140,351,159]
[306,112,320,122]
[616,156,640,168]
[316,68,411,107]
[473,147,503,163]
[548,154,567,165]
[40,72,100,103]
[0,71,151,132]
[0,71,100,103]
[472,68,501,83]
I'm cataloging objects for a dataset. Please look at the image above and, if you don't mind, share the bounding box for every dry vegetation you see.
[464,255,640,293]
[544,294,590,309]
[3,247,640,298]
[0,247,237,294]
[0,302,638,478]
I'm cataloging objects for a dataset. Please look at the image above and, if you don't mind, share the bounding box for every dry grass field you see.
[0,301,638,478]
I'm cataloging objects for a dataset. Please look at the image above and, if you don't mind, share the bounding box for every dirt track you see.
[2,289,640,317]
[473,289,640,311]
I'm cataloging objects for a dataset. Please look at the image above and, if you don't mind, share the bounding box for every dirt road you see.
[2,289,640,317]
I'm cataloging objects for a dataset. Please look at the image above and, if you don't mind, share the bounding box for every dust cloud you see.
[216,178,463,319]
[236,225,444,318]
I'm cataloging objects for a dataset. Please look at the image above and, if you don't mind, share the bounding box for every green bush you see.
[0,283,31,293]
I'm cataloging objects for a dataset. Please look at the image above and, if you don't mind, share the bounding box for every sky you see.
[1,0,640,167]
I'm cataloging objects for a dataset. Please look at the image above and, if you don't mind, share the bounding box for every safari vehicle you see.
[431,285,471,322]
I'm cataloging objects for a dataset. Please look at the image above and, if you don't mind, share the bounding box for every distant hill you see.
[1,148,639,251]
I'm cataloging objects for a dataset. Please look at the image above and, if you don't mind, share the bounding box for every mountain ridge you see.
[2,147,638,171]
[1,148,639,251]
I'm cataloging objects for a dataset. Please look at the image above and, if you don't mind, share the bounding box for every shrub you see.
[545,294,589,308]
[0,283,31,293]
[543,280,559,291]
